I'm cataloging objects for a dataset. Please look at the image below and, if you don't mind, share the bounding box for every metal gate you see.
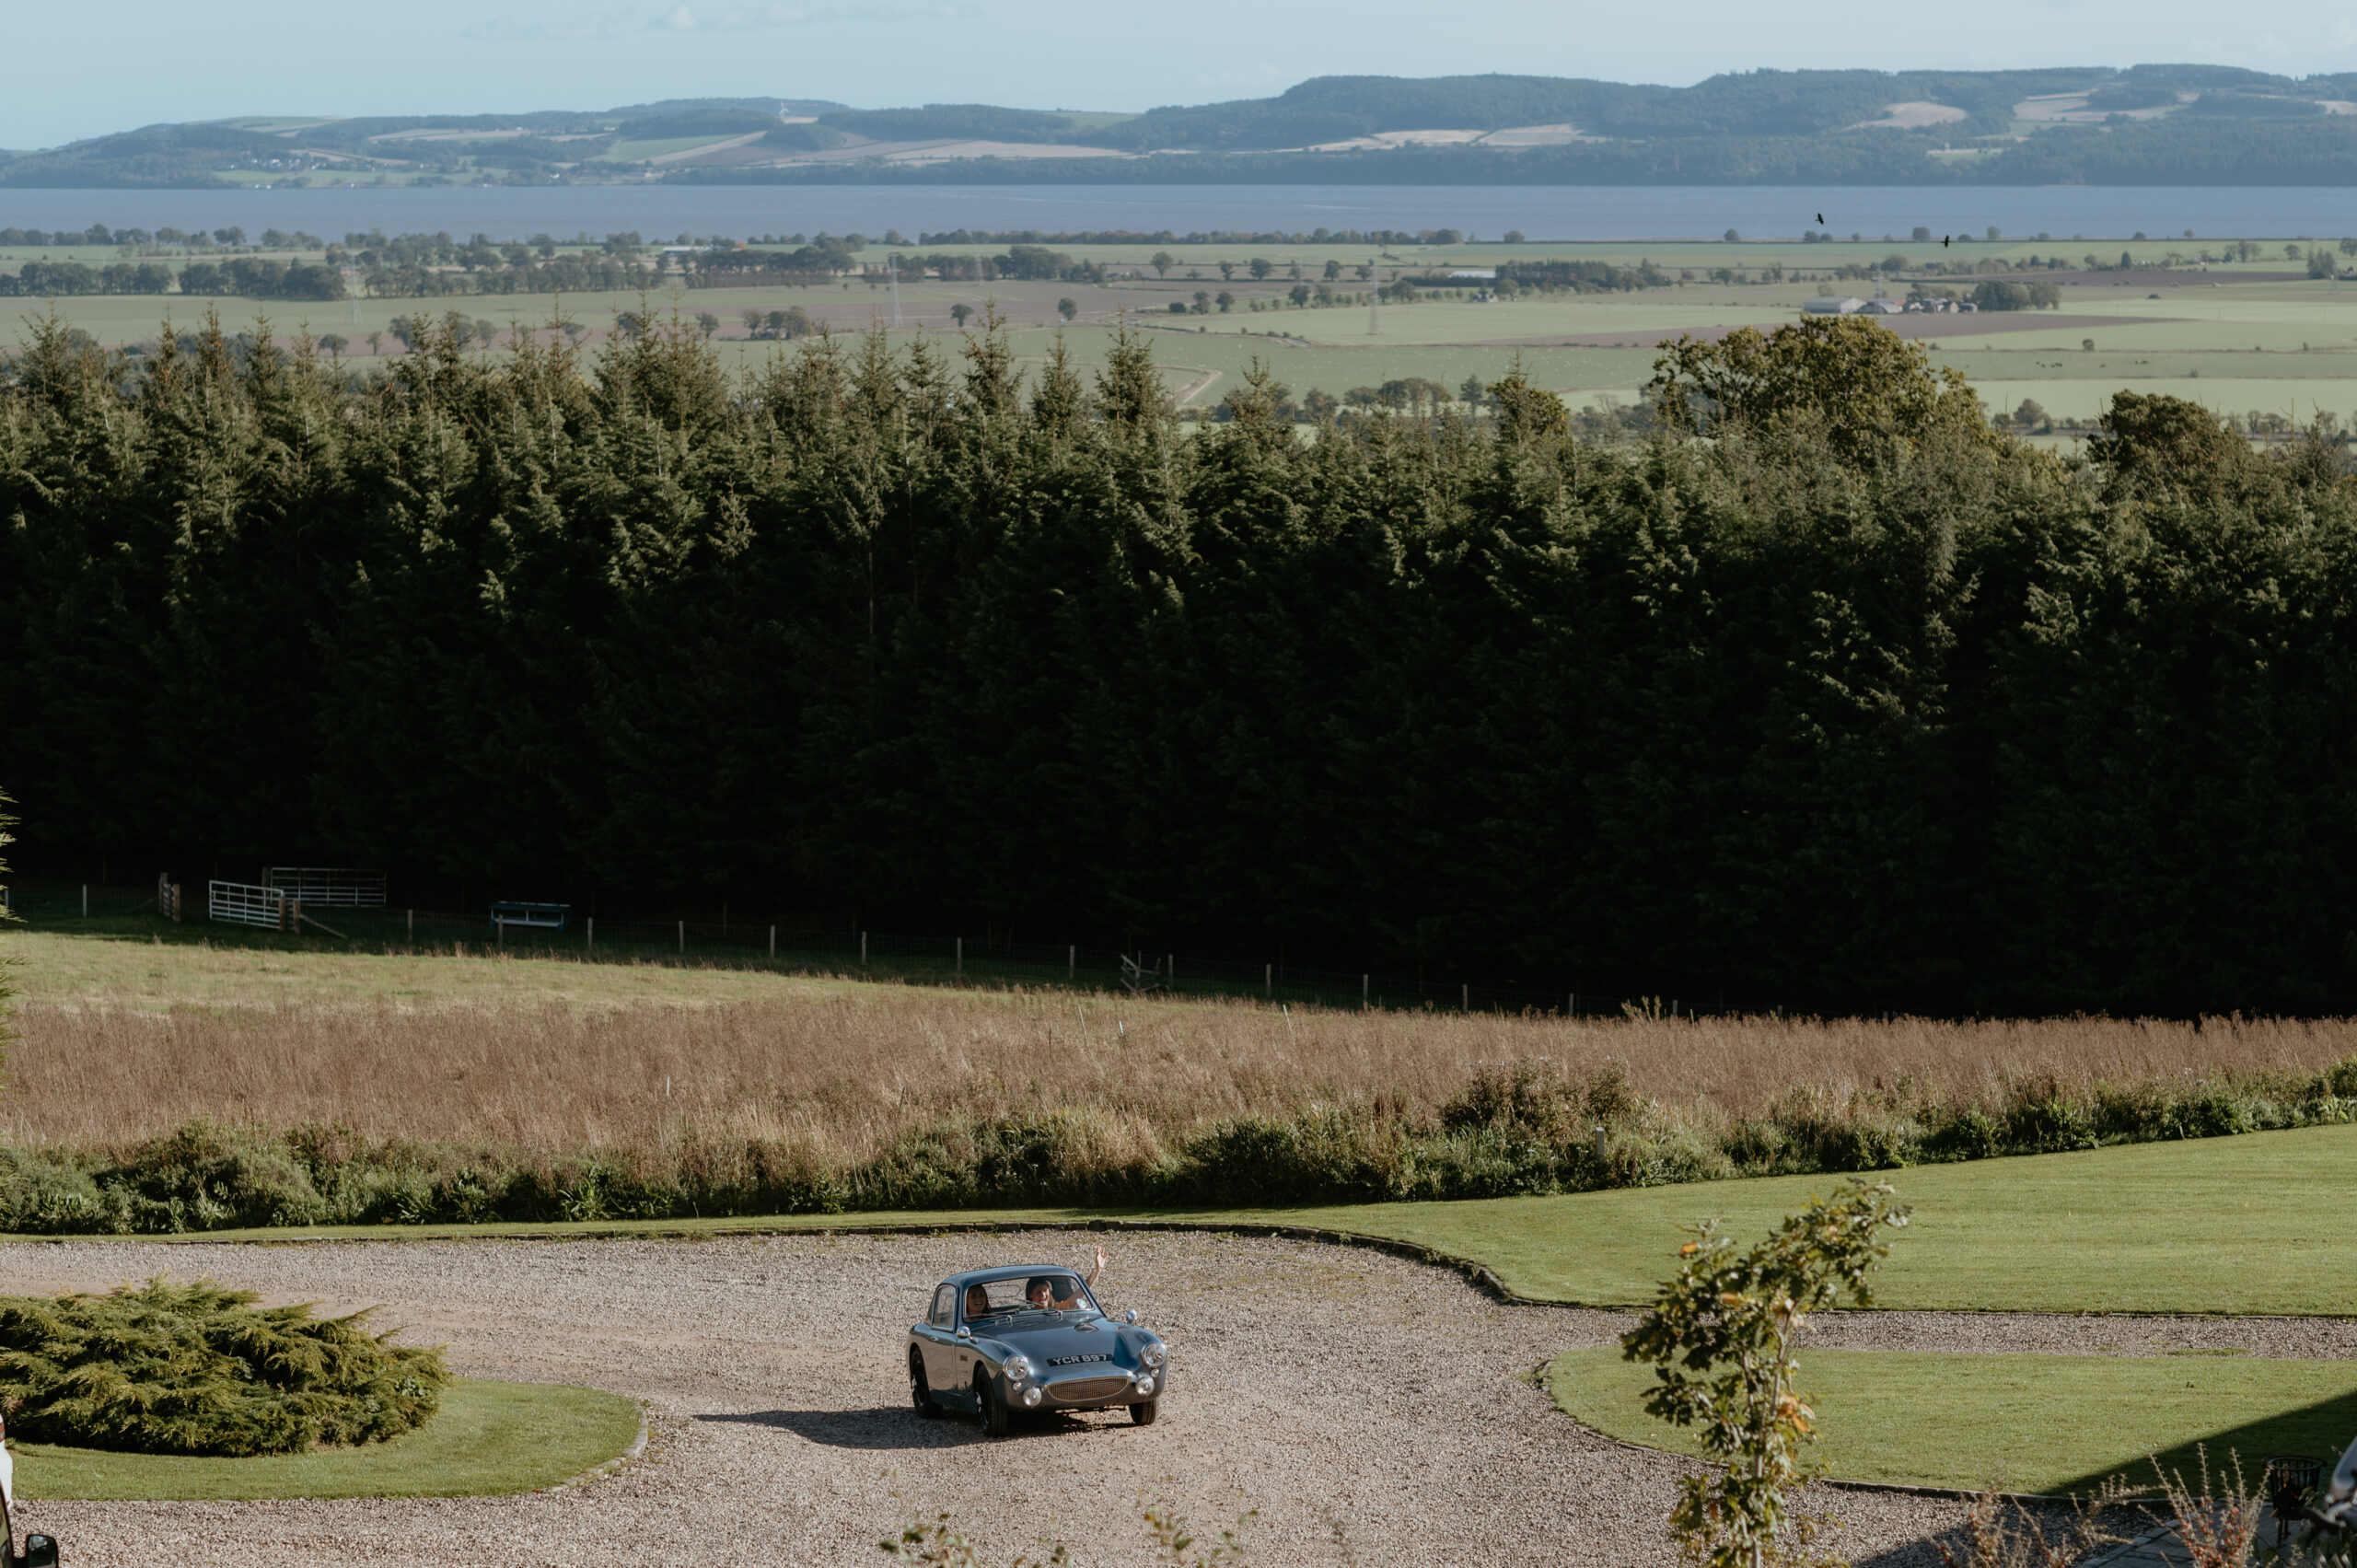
[208,880,286,929]
[263,867,386,908]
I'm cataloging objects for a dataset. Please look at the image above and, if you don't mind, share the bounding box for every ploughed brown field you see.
[5,948,2349,1158]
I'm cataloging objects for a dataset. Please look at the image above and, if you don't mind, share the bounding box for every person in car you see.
[1027,1245,1108,1310]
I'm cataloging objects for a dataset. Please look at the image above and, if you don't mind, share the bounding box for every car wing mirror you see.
[957,1326,973,1341]
[1124,1308,1141,1325]
[21,1535,57,1568]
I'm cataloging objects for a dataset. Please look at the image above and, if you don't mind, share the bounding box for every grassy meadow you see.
[6,923,2353,1161]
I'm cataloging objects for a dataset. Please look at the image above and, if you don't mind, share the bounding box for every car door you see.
[913,1285,955,1387]
[941,1288,984,1407]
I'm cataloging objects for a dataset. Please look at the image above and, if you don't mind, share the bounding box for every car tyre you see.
[1129,1397,1158,1426]
[910,1349,941,1419]
[977,1371,1011,1438]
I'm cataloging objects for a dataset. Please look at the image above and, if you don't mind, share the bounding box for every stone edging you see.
[546,1408,648,1493]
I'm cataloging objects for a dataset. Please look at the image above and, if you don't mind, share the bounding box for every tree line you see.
[4,310,2354,1015]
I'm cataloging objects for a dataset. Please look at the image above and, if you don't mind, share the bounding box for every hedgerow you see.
[0,1055,2346,1234]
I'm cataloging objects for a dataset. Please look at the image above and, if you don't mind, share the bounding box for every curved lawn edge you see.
[8,1125,2357,1316]
[14,1379,644,1501]
[1546,1345,2357,1499]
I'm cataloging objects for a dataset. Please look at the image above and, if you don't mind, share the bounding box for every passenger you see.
[1027,1245,1107,1311]
[963,1283,992,1320]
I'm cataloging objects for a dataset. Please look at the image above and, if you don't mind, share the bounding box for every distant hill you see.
[14,68,2357,186]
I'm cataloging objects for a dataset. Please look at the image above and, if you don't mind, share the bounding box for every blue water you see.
[1,184,2352,243]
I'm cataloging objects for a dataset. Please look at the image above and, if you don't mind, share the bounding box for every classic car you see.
[908,1265,1168,1436]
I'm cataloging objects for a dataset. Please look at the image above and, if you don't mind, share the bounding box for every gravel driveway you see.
[0,1227,2308,1568]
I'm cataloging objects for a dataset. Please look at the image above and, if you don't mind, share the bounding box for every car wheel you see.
[1129,1397,1158,1426]
[910,1349,940,1419]
[977,1372,1011,1438]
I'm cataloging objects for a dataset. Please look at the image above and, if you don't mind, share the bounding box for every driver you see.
[1026,1245,1108,1310]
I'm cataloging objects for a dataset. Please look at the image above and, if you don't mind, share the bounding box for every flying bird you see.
[1943,235,1952,248]
[1816,213,1825,226]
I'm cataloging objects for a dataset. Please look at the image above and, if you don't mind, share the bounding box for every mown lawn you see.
[1550,1346,2357,1496]
[1211,1124,2357,1314]
[34,1124,2357,1318]
[15,1380,639,1501]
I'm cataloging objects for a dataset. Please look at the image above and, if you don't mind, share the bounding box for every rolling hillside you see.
[14,67,2357,187]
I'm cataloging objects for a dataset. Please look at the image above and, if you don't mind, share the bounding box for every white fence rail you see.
[208,880,285,929]
[263,867,386,908]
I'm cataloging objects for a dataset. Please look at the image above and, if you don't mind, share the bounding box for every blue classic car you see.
[908,1264,1168,1436]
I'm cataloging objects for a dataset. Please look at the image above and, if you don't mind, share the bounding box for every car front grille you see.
[1047,1375,1130,1403]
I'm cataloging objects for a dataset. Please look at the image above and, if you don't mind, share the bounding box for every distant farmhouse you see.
[1804,295,1976,315]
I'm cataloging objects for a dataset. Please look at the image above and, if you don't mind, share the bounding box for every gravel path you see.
[0,1228,2314,1568]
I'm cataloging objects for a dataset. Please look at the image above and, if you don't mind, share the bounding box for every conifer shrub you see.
[0,1278,449,1455]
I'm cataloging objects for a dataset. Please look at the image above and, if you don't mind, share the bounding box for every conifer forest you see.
[4,308,2351,1016]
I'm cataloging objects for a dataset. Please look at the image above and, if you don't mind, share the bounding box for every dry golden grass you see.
[5,970,2352,1159]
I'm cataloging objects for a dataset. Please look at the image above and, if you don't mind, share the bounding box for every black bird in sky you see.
[1816,213,1825,226]
[1943,235,1952,248]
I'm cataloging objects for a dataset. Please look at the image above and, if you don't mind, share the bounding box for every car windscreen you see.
[961,1274,1095,1319]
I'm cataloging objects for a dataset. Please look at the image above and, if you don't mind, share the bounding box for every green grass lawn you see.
[15,1380,640,1501]
[1550,1346,2357,1496]
[1203,1124,2357,1314]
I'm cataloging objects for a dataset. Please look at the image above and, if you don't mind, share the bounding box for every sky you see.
[15,0,2357,146]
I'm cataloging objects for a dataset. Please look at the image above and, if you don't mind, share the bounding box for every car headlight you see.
[1003,1355,1033,1385]
[1141,1342,1166,1367]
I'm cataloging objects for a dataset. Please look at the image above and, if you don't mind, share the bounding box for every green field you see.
[15,1380,639,1501]
[1552,1347,2357,1496]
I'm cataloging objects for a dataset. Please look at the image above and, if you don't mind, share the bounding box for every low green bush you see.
[0,1278,449,1455]
[0,1053,2351,1233]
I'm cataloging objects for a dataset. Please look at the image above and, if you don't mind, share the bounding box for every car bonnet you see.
[981,1315,1132,1364]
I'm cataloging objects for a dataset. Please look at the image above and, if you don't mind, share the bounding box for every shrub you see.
[1622,1179,1910,1568]
[0,1278,449,1455]
[109,1121,328,1229]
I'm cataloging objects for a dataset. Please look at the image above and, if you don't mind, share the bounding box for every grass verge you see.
[1549,1345,2357,1496]
[14,1380,639,1501]
[14,1123,2357,1317]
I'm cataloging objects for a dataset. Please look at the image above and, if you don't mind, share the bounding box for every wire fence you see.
[3,879,1740,1018]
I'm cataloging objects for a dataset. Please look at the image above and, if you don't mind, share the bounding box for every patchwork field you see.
[9,231,2357,429]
